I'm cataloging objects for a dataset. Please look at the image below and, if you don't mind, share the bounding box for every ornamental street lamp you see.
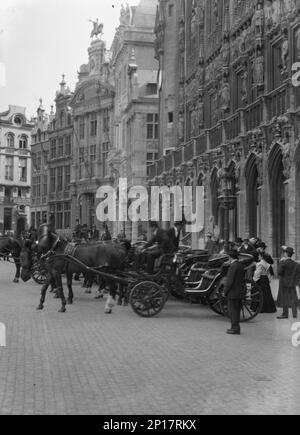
[218,168,236,251]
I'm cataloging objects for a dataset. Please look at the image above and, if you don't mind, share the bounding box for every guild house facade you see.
[149,0,300,260]
[0,105,33,236]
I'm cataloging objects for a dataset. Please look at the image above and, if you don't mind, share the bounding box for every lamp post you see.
[218,168,236,251]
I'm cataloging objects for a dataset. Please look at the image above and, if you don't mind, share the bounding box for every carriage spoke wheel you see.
[32,261,48,285]
[240,281,263,322]
[207,283,226,316]
[130,281,166,318]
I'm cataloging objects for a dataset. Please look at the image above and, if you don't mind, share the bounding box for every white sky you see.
[0,0,139,118]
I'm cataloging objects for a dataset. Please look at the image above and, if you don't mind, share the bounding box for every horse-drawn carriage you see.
[19,226,263,321]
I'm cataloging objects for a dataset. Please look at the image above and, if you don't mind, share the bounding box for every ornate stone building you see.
[47,77,73,231]
[150,0,300,259]
[0,105,33,235]
[31,100,51,228]
[70,32,114,230]
[109,0,159,241]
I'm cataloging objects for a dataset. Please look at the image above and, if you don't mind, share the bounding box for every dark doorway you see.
[17,217,26,237]
[4,208,12,233]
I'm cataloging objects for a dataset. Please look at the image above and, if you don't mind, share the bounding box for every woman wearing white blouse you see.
[253,252,277,314]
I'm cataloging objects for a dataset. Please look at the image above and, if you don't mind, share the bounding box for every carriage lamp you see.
[218,169,237,250]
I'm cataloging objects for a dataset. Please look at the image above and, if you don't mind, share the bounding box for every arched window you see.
[7,133,14,148]
[19,135,28,149]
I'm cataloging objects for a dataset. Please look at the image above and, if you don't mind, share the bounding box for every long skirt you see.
[257,276,277,314]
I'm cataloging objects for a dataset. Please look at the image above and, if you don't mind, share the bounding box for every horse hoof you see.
[37,305,44,311]
[13,279,19,283]
[105,309,112,314]
[67,299,73,305]
[58,307,66,313]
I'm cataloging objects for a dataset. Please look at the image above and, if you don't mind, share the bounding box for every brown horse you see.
[0,236,22,283]
[20,226,130,313]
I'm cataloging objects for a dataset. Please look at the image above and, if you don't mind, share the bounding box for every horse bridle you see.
[40,234,61,260]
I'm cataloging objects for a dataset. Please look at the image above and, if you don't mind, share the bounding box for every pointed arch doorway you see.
[269,144,286,258]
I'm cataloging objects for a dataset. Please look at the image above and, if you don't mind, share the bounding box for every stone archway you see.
[245,153,260,238]
[268,143,286,258]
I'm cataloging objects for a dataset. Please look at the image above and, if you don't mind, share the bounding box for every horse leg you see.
[94,276,105,299]
[105,280,117,314]
[85,273,92,294]
[37,276,51,310]
[67,270,74,305]
[55,273,67,313]
[123,284,129,307]
[13,258,21,283]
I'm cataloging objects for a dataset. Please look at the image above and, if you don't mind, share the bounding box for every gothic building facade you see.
[150,0,300,260]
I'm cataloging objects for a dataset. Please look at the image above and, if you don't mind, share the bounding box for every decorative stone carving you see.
[220,80,230,112]
[253,48,264,86]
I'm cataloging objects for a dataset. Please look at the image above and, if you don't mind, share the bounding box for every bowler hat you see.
[226,249,239,259]
[283,246,294,257]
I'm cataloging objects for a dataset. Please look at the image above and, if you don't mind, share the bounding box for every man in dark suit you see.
[223,249,245,335]
[168,222,183,252]
[277,247,300,320]
[144,221,175,274]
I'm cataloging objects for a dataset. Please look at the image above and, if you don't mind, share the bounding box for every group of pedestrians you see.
[73,220,112,242]
[222,238,300,335]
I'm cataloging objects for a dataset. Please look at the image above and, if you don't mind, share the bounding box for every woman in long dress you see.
[253,252,277,314]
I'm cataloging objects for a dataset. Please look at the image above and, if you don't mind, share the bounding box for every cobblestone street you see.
[0,261,299,415]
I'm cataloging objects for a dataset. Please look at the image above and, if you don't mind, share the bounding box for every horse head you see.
[20,239,35,282]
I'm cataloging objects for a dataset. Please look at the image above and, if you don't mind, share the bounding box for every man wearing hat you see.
[143,222,175,274]
[168,222,183,252]
[277,247,300,320]
[240,238,256,256]
[223,249,245,335]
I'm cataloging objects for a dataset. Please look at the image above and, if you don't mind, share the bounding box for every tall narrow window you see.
[102,142,109,177]
[19,158,27,182]
[7,133,14,148]
[65,165,70,188]
[50,168,56,192]
[50,140,57,159]
[90,113,97,137]
[19,135,28,149]
[103,109,110,133]
[79,117,85,139]
[57,167,63,191]
[58,138,64,157]
[65,136,71,155]
[147,114,159,139]
[43,175,48,196]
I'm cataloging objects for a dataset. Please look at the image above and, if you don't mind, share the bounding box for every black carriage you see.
[128,252,263,322]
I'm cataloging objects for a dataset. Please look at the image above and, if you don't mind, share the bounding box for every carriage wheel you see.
[130,281,166,318]
[207,281,226,316]
[32,262,48,285]
[207,280,263,322]
[240,281,263,322]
